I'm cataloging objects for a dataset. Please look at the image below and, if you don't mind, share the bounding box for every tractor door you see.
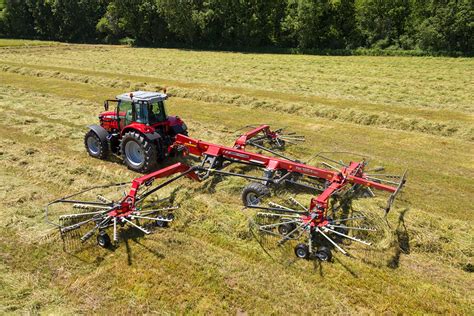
[117,100,134,130]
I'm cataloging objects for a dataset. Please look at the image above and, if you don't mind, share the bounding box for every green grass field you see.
[0,39,473,314]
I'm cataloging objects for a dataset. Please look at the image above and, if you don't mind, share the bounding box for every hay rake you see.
[47,124,406,261]
[46,163,199,248]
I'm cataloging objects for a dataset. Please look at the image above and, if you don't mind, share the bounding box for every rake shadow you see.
[387,208,410,269]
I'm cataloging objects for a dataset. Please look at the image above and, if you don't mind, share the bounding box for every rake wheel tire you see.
[120,131,158,173]
[156,219,168,228]
[272,138,286,149]
[295,243,309,259]
[278,222,296,236]
[315,246,332,261]
[97,232,111,248]
[84,130,109,159]
[242,182,270,206]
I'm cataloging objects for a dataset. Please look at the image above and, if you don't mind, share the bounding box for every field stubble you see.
[0,41,473,314]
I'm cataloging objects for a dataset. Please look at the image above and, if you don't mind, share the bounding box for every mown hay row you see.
[1,65,472,141]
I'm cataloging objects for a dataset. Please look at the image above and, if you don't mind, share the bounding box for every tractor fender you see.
[145,132,165,160]
[146,132,162,142]
[87,125,109,143]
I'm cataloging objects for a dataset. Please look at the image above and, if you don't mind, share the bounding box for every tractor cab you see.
[115,91,168,128]
[86,90,188,173]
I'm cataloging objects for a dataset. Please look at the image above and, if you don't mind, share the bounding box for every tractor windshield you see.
[117,100,167,127]
[147,101,167,124]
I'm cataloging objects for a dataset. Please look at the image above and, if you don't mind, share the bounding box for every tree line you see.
[0,0,472,55]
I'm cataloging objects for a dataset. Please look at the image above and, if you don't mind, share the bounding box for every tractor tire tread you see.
[84,130,109,160]
[120,131,158,173]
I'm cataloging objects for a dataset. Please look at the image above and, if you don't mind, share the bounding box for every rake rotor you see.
[47,184,178,248]
[234,124,305,152]
[247,197,380,260]
[46,163,199,248]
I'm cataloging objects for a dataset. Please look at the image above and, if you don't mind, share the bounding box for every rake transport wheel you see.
[278,221,296,235]
[294,243,310,259]
[242,182,270,206]
[97,231,111,248]
[120,131,158,173]
[315,246,332,261]
[84,130,109,159]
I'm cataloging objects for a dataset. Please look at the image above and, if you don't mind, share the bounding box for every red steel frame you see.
[234,124,276,149]
[108,162,199,218]
[175,133,396,205]
[113,125,403,226]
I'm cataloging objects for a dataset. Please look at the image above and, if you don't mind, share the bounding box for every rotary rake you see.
[47,124,405,261]
[46,163,200,248]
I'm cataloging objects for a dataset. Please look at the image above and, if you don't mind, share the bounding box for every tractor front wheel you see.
[84,130,109,159]
[120,131,158,173]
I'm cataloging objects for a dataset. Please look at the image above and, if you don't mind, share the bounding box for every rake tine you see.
[121,217,150,234]
[365,174,402,178]
[316,227,348,255]
[73,203,111,210]
[328,224,377,232]
[80,216,110,242]
[136,206,179,215]
[246,205,306,215]
[59,210,107,219]
[60,199,112,206]
[333,215,366,223]
[257,212,301,219]
[268,201,299,213]
[365,187,375,197]
[323,227,372,246]
[258,219,302,230]
[130,215,172,222]
[278,135,305,140]
[97,195,112,203]
[60,218,95,234]
[321,161,341,171]
[288,197,308,211]
[277,138,299,145]
[113,217,118,242]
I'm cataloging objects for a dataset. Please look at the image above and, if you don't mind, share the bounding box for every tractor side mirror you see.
[104,101,109,111]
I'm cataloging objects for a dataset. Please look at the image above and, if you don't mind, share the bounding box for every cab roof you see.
[116,91,168,103]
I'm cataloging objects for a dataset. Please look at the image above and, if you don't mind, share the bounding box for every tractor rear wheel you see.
[84,130,109,159]
[242,182,270,206]
[120,131,158,173]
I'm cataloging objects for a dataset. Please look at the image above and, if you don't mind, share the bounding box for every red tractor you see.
[84,91,188,173]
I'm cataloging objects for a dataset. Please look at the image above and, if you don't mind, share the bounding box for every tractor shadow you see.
[387,208,410,269]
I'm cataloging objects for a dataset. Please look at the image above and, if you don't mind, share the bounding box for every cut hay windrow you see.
[1,64,472,141]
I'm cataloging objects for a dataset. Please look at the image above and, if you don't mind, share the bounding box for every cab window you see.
[149,101,166,124]
[118,100,133,128]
